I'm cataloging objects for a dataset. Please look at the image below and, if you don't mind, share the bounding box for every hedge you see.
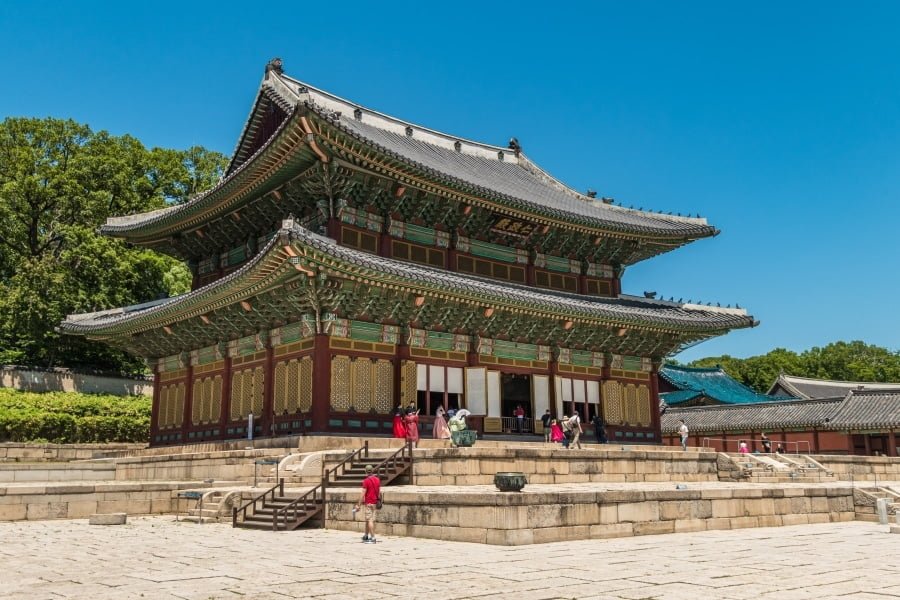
[0,389,150,443]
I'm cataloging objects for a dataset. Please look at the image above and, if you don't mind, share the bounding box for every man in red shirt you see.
[355,464,381,543]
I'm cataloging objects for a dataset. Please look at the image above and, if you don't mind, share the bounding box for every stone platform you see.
[323,480,861,545]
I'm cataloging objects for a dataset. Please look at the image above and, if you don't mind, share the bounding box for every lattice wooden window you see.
[209,375,222,423]
[602,380,624,425]
[623,383,638,425]
[158,385,170,428]
[251,367,264,417]
[456,254,526,283]
[584,278,613,297]
[331,356,352,411]
[285,359,300,414]
[636,384,651,426]
[192,379,203,425]
[374,359,393,413]
[352,359,373,413]
[534,270,579,293]
[172,382,185,428]
[341,226,378,254]
[400,360,417,409]
[273,361,287,415]
[230,371,243,421]
[392,240,445,268]
[299,357,313,412]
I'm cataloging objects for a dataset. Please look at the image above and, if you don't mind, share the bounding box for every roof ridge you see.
[780,373,900,386]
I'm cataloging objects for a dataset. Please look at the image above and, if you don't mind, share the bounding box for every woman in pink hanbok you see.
[433,406,451,440]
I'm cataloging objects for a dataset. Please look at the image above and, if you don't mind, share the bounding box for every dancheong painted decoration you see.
[62,58,756,446]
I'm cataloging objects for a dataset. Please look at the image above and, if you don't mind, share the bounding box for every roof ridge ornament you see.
[265,57,284,77]
[508,137,522,156]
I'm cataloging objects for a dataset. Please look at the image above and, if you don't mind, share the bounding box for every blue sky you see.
[2,1,898,362]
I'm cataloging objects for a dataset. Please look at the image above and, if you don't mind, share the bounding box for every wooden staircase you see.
[232,440,413,531]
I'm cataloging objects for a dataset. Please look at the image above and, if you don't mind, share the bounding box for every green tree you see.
[0,117,225,373]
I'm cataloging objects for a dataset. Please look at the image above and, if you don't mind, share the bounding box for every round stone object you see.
[89,513,127,525]
[494,472,527,492]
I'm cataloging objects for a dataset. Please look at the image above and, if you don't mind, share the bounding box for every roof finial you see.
[586,189,597,198]
[508,137,521,156]
[265,57,284,76]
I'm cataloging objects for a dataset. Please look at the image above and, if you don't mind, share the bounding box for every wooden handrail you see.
[323,441,369,482]
[272,478,324,530]
[371,439,413,481]
[232,478,284,527]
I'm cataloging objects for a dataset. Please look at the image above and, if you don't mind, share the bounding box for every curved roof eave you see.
[62,223,755,338]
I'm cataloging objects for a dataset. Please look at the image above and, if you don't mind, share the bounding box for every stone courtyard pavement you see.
[0,518,897,600]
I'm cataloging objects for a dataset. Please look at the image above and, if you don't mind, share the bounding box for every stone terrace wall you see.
[110,448,286,483]
[410,447,719,485]
[324,485,857,545]
[815,455,900,481]
[0,443,146,463]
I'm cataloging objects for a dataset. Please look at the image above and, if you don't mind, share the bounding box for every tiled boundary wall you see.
[0,367,152,396]
[324,485,857,545]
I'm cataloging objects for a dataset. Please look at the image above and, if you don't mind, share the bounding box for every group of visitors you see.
[537,408,607,449]
[391,404,421,447]
[737,432,784,454]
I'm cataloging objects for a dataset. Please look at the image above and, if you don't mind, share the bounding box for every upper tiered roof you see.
[101,59,717,261]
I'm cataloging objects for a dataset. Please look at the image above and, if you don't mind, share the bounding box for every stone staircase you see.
[181,490,241,524]
[854,487,900,522]
[718,452,835,483]
[233,441,413,531]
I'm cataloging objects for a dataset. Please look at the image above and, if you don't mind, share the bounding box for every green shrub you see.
[0,389,150,443]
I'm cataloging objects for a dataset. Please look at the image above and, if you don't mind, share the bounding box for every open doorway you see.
[501,373,532,433]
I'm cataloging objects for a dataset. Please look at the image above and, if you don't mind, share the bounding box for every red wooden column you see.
[261,344,275,437]
[813,429,821,453]
[889,430,898,457]
[180,360,194,442]
[649,362,662,444]
[311,333,331,432]
[218,355,233,438]
[149,365,161,445]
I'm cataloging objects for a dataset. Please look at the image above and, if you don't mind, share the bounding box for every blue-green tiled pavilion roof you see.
[660,364,796,405]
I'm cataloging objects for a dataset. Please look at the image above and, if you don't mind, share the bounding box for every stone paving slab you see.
[0,518,898,599]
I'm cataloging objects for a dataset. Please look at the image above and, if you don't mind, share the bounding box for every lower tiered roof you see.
[62,221,755,359]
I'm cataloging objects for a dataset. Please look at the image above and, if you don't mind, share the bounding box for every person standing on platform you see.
[566,413,582,449]
[355,464,380,544]
[404,408,420,447]
[550,418,565,444]
[433,406,451,440]
[392,405,407,439]
[761,432,772,453]
[514,404,526,434]
[541,409,552,442]
[591,413,606,444]
[678,419,689,451]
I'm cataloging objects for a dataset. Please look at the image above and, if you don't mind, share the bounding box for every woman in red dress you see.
[404,408,420,447]
[392,405,407,439]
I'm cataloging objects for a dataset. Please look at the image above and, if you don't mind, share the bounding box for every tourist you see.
[514,404,526,434]
[404,408,420,447]
[738,441,749,454]
[560,416,571,448]
[775,444,784,454]
[433,405,451,440]
[591,413,605,444]
[678,419,689,451]
[761,432,772,453]
[541,409,552,442]
[355,464,381,544]
[549,418,565,443]
[566,412,583,449]
[392,405,407,439]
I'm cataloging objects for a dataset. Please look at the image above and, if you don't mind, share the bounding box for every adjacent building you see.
[62,59,754,446]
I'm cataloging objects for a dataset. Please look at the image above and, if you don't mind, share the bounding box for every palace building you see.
[62,59,755,446]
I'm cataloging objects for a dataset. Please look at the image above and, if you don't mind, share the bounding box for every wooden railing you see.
[323,441,369,482]
[232,478,283,527]
[272,477,326,531]
[371,439,414,484]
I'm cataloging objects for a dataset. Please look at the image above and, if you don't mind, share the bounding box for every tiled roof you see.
[662,388,900,434]
[767,373,900,399]
[827,389,900,429]
[62,223,755,336]
[660,364,794,405]
[660,398,842,434]
[100,67,717,241]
